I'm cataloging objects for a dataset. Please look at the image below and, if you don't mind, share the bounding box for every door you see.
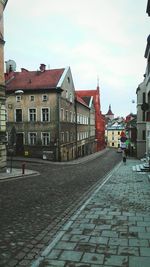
[16,133,24,155]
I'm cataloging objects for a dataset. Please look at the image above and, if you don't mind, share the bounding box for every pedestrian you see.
[122,149,127,165]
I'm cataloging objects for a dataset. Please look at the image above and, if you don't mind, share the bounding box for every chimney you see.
[40,64,46,72]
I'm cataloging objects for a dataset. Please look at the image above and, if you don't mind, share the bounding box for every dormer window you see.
[42,95,48,101]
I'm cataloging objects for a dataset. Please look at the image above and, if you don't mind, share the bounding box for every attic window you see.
[67,77,70,83]
[16,95,21,102]
[30,95,34,101]
[42,95,48,101]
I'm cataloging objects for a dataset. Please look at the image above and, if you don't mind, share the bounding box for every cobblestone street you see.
[0,149,121,267]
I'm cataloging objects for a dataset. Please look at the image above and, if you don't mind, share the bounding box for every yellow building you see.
[106,123,125,148]
[0,0,8,170]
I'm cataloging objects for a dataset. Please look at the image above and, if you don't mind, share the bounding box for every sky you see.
[4,0,150,117]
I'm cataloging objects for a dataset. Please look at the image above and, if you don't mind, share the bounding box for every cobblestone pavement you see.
[31,159,150,267]
[0,149,121,267]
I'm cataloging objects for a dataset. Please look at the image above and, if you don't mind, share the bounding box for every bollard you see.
[22,162,25,175]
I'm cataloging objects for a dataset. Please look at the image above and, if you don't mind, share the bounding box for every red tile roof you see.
[75,94,89,108]
[5,68,65,92]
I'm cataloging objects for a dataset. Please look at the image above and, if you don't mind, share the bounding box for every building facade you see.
[136,2,150,159]
[0,0,8,170]
[6,65,96,161]
[76,86,105,151]
[106,122,125,148]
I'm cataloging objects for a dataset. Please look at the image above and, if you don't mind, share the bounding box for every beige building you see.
[106,123,125,148]
[0,0,8,170]
[6,65,96,161]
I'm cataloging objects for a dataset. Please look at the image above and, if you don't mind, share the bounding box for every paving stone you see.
[109,238,128,246]
[118,246,139,256]
[90,236,108,245]
[82,252,104,264]
[129,239,149,247]
[138,232,150,239]
[101,230,118,238]
[104,255,128,266]
[47,249,61,259]
[70,235,90,243]
[129,226,146,233]
[78,223,95,230]
[42,259,65,266]
[129,256,150,267]
[140,247,150,256]
[55,241,76,250]
[96,244,117,255]
[60,250,83,262]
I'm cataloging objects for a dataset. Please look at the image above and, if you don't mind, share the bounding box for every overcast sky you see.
[4,0,149,117]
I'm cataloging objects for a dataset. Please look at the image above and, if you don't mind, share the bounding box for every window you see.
[42,95,48,101]
[67,77,70,83]
[70,111,73,122]
[16,95,21,102]
[112,142,114,146]
[15,109,22,122]
[61,132,65,142]
[66,131,69,142]
[28,132,37,145]
[65,110,69,121]
[30,95,35,101]
[69,93,72,102]
[142,130,146,140]
[60,108,64,121]
[41,132,50,145]
[42,108,49,122]
[29,108,36,122]
[118,131,120,135]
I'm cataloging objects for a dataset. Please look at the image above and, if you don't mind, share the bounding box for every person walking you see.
[122,149,127,165]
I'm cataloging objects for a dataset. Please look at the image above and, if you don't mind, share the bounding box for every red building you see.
[76,86,105,151]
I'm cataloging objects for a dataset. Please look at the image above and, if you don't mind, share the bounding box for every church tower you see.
[105,104,114,120]
[0,0,8,170]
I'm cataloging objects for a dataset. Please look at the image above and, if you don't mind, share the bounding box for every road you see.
[0,148,121,267]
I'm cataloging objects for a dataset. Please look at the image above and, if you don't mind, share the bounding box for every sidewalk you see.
[31,158,150,267]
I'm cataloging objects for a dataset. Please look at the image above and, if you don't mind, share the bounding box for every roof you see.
[106,105,114,116]
[76,95,90,108]
[5,68,65,92]
[82,96,91,105]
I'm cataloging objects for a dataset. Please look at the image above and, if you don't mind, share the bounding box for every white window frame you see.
[16,95,21,102]
[41,132,50,146]
[65,110,69,121]
[61,132,65,142]
[66,131,69,142]
[28,108,36,122]
[30,95,35,101]
[28,132,37,145]
[60,108,64,121]
[42,94,48,101]
[41,107,50,122]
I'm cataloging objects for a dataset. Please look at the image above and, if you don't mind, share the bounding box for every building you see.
[106,120,125,148]
[136,0,150,158]
[5,64,97,161]
[76,86,105,151]
[125,113,137,156]
[105,105,114,121]
[0,0,8,171]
